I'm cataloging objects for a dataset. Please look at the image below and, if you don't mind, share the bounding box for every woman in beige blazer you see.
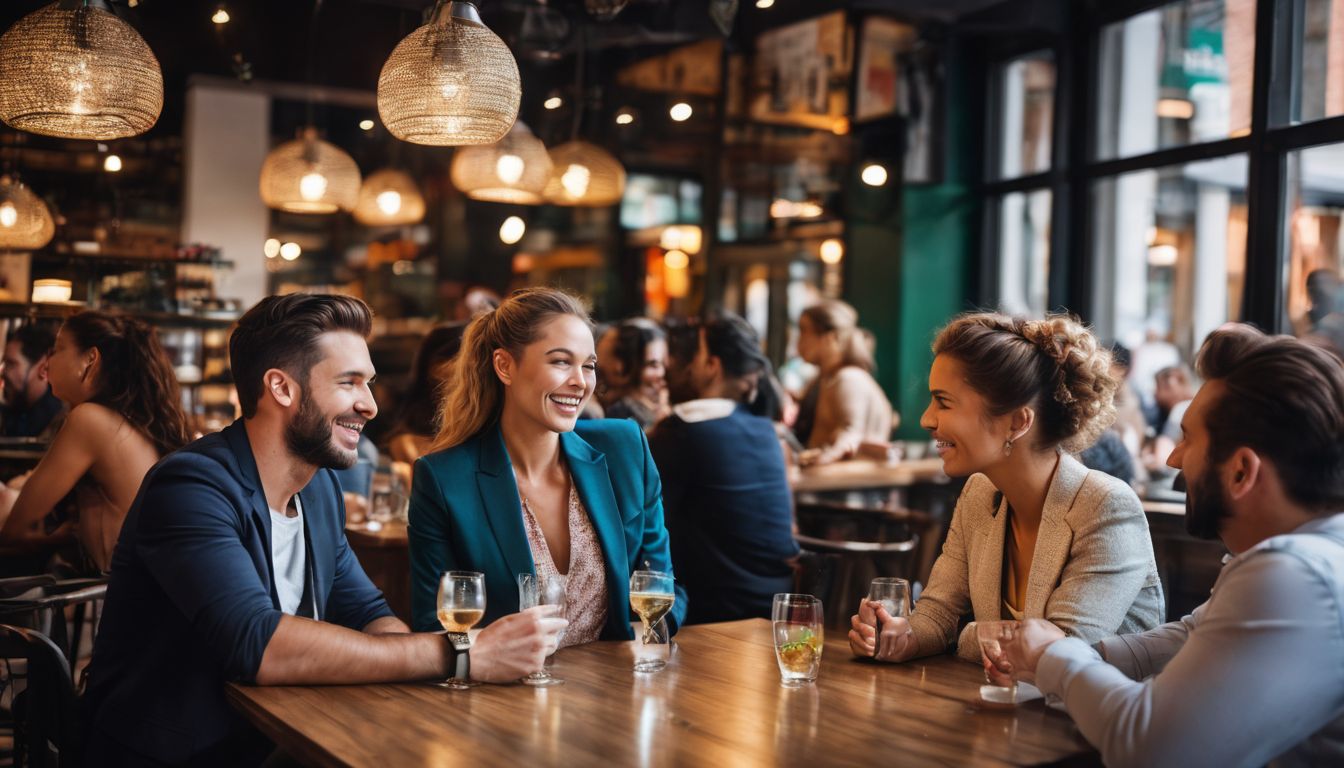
[849,313,1164,663]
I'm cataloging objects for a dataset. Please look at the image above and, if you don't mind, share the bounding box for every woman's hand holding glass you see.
[848,600,918,662]
[469,607,569,683]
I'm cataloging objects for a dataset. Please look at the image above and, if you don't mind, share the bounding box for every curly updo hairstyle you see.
[932,312,1118,454]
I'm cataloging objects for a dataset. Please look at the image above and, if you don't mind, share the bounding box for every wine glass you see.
[866,577,911,656]
[517,571,567,687]
[437,570,485,689]
[629,570,675,672]
[772,593,824,686]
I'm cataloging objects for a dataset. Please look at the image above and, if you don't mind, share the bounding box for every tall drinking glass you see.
[867,577,911,657]
[772,593,823,687]
[437,570,485,689]
[629,570,675,672]
[517,572,567,687]
[976,620,1019,705]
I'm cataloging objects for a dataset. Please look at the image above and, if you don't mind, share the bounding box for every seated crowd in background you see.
[594,317,670,430]
[0,311,192,574]
[848,312,1163,663]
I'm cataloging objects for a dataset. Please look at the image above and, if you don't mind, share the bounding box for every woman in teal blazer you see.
[408,288,688,638]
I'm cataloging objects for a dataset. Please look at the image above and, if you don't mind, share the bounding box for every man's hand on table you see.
[469,606,568,683]
[988,618,1066,685]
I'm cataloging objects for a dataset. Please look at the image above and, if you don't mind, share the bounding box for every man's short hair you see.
[230,294,373,419]
[8,323,56,364]
[1196,325,1344,512]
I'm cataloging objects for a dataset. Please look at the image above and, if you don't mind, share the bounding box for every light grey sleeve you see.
[1095,614,1196,680]
[1037,550,1344,768]
[1044,486,1159,643]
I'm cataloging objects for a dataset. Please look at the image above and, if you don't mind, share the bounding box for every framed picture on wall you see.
[748,11,852,132]
[855,17,915,123]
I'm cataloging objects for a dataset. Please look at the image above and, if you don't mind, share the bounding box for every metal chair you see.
[793,501,934,630]
[1,624,79,768]
[0,578,108,667]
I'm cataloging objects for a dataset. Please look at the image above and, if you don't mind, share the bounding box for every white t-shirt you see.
[269,496,307,616]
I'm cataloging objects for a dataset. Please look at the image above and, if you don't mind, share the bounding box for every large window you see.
[997,190,1053,315]
[1286,143,1344,335]
[996,52,1056,179]
[1292,0,1344,125]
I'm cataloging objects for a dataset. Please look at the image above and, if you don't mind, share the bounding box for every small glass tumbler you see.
[976,620,1019,706]
[772,593,824,687]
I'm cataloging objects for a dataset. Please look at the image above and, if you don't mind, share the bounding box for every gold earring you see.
[1003,439,1014,457]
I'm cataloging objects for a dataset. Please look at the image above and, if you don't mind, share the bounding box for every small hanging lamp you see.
[543,141,626,207]
[259,128,361,214]
[377,1,520,146]
[450,120,552,204]
[0,176,56,251]
[0,0,163,140]
[354,169,426,226]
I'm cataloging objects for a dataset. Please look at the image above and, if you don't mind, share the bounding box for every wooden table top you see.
[791,457,950,494]
[345,520,409,548]
[227,618,1093,767]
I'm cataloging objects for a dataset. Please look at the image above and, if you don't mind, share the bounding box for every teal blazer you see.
[407,418,688,638]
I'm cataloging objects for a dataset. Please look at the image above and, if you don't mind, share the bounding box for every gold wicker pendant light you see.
[0,0,163,140]
[450,120,552,204]
[354,169,426,226]
[543,140,625,207]
[259,128,361,214]
[378,1,520,146]
[0,176,56,251]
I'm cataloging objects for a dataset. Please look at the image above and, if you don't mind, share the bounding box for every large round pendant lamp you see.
[378,1,520,146]
[449,120,552,204]
[354,169,426,226]
[0,1,163,140]
[543,141,626,207]
[0,176,55,250]
[259,128,361,214]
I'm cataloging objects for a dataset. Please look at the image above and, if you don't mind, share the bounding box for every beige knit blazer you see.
[908,452,1165,662]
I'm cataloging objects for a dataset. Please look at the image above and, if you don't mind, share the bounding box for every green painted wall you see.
[846,44,977,440]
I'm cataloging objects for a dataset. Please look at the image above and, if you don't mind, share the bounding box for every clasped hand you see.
[469,606,568,683]
[847,599,917,662]
[978,618,1065,686]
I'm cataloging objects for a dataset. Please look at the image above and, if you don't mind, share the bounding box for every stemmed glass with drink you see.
[517,571,567,687]
[629,570,675,672]
[866,577,911,657]
[437,570,485,689]
[772,593,824,686]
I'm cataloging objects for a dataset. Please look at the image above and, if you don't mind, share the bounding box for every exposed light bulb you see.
[0,202,17,228]
[104,154,122,172]
[359,119,375,131]
[544,96,563,110]
[756,0,775,7]
[212,8,230,24]
[280,242,301,261]
[820,238,844,264]
[375,190,403,216]
[615,110,635,125]
[299,172,328,202]
[669,102,693,122]
[664,249,689,270]
[263,238,281,258]
[560,163,591,199]
[861,163,888,186]
[499,216,526,245]
[495,154,525,185]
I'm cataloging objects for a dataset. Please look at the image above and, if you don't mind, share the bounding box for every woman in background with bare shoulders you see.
[0,311,192,573]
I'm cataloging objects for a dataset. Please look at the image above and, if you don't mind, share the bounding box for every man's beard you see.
[1183,469,1232,540]
[285,390,359,470]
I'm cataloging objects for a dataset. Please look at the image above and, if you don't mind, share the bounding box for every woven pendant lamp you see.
[450,120,552,204]
[0,176,56,251]
[354,169,426,226]
[543,141,626,207]
[259,128,361,214]
[378,1,520,146]
[0,1,163,140]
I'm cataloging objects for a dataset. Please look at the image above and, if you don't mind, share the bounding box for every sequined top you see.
[520,483,609,647]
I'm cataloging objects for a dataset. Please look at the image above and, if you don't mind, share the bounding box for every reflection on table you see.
[227,618,1095,767]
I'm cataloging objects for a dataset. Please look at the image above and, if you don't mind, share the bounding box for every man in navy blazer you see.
[83,295,565,766]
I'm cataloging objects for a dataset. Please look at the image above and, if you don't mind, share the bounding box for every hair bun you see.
[1022,316,1117,452]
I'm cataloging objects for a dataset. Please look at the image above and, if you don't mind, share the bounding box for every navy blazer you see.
[408,418,688,637]
[84,420,393,766]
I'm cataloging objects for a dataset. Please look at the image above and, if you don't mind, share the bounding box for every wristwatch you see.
[448,633,471,680]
